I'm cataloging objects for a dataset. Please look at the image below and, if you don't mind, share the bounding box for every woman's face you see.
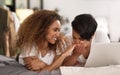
[46,20,61,44]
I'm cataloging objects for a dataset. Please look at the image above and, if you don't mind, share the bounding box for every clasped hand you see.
[23,56,46,71]
[73,43,86,56]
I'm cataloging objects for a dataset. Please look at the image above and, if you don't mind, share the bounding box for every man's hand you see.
[73,41,90,59]
[73,43,85,56]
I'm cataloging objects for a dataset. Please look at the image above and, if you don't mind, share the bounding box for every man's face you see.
[72,30,89,46]
[72,30,91,58]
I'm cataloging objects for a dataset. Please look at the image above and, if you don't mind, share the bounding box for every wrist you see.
[61,53,68,58]
[72,53,81,57]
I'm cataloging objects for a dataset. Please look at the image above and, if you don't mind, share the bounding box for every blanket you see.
[0,55,61,75]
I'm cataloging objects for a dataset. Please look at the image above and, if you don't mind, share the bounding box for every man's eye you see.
[54,29,57,31]
[73,37,77,40]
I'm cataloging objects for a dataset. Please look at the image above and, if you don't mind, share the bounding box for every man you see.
[63,14,97,66]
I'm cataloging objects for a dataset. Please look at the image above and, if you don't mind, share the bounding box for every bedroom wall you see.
[43,0,120,42]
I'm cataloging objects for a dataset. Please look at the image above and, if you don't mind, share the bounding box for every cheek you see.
[47,31,53,37]
[46,32,54,41]
[48,30,54,35]
[46,32,51,39]
[46,34,51,40]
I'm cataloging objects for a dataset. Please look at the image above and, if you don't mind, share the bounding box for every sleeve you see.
[77,54,86,63]
[18,47,37,65]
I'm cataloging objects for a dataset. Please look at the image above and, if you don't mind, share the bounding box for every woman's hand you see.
[63,44,76,57]
[23,56,47,71]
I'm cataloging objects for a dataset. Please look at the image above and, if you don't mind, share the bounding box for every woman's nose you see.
[56,32,60,37]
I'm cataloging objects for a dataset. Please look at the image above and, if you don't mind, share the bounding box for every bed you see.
[1,42,120,75]
[1,55,120,75]
[0,55,61,75]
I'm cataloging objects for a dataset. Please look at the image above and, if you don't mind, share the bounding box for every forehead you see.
[49,20,61,28]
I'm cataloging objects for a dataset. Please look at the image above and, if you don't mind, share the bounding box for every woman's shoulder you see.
[19,46,37,56]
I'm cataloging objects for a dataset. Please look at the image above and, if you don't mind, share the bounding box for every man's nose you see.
[74,39,80,44]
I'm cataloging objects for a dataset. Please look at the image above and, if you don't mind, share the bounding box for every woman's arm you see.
[23,56,47,71]
[41,44,76,71]
[23,44,76,71]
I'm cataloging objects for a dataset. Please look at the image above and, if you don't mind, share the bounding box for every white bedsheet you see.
[60,65,120,75]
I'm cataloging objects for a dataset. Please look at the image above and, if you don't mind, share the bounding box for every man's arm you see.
[62,43,88,66]
[62,54,80,66]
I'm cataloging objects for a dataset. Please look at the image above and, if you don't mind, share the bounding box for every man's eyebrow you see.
[73,35,83,40]
[73,36,76,38]
[73,36,78,39]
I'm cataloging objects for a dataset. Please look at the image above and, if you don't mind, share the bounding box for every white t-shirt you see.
[19,47,55,65]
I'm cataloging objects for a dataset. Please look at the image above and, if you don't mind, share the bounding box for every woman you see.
[16,10,75,71]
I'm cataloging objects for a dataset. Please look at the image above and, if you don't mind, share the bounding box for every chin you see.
[49,41,56,44]
[50,43,55,45]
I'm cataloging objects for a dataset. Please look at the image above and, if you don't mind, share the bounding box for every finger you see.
[26,64,32,70]
[28,56,36,59]
[23,58,33,62]
[68,45,76,55]
[24,56,37,60]
[69,45,76,52]
[76,44,84,50]
[24,60,32,64]
[27,67,33,71]
[26,63,36,71]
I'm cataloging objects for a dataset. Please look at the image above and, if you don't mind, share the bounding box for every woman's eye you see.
[54,28,60,32]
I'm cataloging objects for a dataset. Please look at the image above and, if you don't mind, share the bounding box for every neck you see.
[38,41,50,57]
[37,41,49,50]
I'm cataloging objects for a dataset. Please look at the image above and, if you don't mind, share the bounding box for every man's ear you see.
[91,34,95,39]
[90,34,95,42]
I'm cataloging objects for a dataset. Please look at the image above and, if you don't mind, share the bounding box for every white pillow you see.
[60,65,120,75]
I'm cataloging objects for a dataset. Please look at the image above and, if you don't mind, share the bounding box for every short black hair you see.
[72,14,97,41]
